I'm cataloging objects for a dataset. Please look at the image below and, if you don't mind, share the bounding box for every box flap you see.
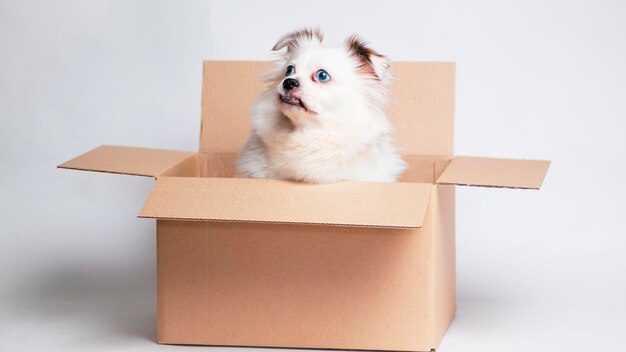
[200,61,455,157]
[139,177,432,228]
[436,156,550,189]
[58,145,195,177]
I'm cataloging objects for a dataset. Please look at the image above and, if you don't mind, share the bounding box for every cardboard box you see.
[58,61,550,351]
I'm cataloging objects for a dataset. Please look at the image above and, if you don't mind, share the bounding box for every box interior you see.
[160,152,451,184]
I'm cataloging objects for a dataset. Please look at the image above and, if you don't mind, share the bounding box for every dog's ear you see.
[345,34,391,80]
[272,28,324,52]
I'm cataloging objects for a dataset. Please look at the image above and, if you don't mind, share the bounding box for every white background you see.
[1,1,625,351]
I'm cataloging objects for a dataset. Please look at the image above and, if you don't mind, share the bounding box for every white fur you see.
[237,31,406,183]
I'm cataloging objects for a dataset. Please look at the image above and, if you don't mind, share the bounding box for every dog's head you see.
[267,28,391,127]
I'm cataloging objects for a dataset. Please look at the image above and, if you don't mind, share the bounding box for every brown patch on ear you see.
[345,34,386,79]
[272,28,324,52]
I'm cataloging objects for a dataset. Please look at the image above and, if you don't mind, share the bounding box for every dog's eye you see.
[285,65,295,77]
[316,69,331,82]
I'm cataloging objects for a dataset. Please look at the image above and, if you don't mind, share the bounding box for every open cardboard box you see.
[58,61,550,351]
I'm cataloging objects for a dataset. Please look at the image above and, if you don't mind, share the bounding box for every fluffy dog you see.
[237,29,406,183]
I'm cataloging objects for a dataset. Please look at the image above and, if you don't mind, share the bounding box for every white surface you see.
[1,0,625,351]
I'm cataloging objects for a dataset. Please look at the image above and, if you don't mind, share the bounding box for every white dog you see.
[237,29,406,183]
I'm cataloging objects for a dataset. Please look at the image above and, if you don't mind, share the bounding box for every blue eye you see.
[285,65,295,76]
[316,69,330,82]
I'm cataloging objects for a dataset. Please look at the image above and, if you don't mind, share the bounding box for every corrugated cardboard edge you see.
[155,340,436,352]
[141,217,419,229]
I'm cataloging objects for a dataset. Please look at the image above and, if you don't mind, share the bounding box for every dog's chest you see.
[261,130,366,180]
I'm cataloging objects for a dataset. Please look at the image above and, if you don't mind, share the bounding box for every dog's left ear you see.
[345,34,391,80]
[273,28,324,52]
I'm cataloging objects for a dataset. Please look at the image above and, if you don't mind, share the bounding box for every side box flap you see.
[138,177,432,228]
[58,145,195,177]
[436,156,550,189]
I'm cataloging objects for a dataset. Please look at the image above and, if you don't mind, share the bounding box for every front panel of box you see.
[156,220,437,351]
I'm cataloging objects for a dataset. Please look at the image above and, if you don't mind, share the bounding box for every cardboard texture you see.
[139,177,432,228]
[58,61,550,351]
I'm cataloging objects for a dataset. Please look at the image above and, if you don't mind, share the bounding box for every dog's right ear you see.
[272,28,324,52]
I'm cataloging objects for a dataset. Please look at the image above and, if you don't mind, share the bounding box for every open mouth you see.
[279,94,308,112]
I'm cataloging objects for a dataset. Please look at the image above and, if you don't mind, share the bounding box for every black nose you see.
[283,78,299,91]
